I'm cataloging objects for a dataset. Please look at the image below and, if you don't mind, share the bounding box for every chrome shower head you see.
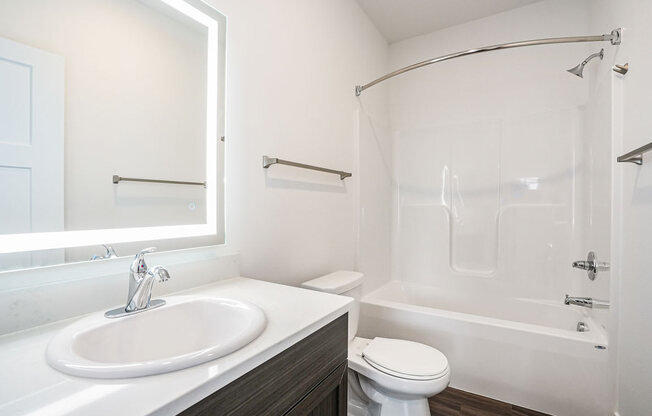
[567,63,585,78]
[567,48,604,78]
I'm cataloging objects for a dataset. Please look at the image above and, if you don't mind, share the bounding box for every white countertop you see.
[0,277,353,416]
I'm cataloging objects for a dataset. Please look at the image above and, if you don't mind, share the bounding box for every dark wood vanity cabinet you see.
[180,314,348,416]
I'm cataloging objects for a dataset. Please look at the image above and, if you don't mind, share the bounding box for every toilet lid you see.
[362,337,448,380]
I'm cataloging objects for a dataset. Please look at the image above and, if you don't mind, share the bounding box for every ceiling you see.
[355,0,544,43]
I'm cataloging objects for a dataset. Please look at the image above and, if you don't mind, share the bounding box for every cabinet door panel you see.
[284,361,347,416]
[180,314,347,416]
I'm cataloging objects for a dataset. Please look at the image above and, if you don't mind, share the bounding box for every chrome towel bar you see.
[262,156,352,180]
[112,175,206,187]
[617,141,652,165]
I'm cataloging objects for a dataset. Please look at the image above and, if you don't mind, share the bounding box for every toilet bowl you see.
[302,271,450,416]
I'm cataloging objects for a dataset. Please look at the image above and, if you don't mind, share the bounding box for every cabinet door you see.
[179,314,347,416]
[284,362,347,416]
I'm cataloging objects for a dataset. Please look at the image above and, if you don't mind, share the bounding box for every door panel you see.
[0,58,31,145]
[0,36,64,268]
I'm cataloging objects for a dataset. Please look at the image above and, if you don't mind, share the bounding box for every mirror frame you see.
[0,0,220,254]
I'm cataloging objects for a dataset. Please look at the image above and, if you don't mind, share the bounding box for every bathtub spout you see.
[564,294,610,309]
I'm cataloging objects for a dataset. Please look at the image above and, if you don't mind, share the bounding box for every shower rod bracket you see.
[613,63,629,75]
[355,28,623,96]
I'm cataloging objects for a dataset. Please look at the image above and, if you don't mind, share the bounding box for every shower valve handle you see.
[572,261,592,270]
[572,251,609,281]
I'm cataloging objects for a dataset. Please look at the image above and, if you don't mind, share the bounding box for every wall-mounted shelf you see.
[617,141,652,165]
[262,156,352,180]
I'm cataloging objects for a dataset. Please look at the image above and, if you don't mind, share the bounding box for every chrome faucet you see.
[105,247,170,318]
[91,244,118,260]
[564,294,610,309]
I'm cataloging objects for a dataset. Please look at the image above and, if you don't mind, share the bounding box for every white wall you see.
[202,0,389,286]
[357,68,393,295]
[356,94,393,294]
[589,1,652,415]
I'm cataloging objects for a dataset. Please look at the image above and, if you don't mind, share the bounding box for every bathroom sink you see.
[46,296,266,379]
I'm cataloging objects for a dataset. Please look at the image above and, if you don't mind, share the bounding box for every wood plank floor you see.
[429,387,552,416]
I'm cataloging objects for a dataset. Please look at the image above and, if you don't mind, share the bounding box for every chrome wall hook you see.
[613,63,629,74]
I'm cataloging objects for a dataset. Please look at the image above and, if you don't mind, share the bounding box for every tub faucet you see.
[564,294,609,309]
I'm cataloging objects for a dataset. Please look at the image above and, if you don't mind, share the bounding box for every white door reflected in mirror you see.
[0,37,65,270]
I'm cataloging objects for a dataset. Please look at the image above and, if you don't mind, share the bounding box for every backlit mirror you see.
[0,0,226,271]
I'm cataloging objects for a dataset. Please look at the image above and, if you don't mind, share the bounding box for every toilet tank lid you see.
[301,271,364,294]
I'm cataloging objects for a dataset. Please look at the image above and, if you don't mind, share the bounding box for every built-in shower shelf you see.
[617,140,652,165]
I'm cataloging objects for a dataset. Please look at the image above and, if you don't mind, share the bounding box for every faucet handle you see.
[572,260,592,270]
[147,265,171,283]
[132,247,157,273]
[572,251,609,281]
[103,244,118,258]
[136,247,157,256]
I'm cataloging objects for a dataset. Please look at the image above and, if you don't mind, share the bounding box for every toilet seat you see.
[362,337,449,381]
[362,337,448,381]
[348,337,450,398]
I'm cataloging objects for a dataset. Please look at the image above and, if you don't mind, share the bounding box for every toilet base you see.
[365,397,430,416]
[348,370,371,416]
[353,372,432,416]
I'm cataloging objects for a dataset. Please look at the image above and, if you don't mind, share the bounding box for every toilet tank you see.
[301,271,364,342]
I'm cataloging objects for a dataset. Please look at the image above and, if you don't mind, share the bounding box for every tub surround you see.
[0,277,352,416]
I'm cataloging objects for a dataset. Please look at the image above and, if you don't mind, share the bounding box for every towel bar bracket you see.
[617,141,652,165]
[617,155,643,165]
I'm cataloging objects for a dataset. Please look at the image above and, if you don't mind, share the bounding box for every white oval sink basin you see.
[46,296,266,379]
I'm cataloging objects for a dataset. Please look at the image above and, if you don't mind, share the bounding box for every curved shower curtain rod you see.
[355,28,622,96]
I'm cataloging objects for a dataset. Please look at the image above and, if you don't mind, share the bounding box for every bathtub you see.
[358,281,611,416]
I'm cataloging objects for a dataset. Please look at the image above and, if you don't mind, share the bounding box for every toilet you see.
[302,271,450,416]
